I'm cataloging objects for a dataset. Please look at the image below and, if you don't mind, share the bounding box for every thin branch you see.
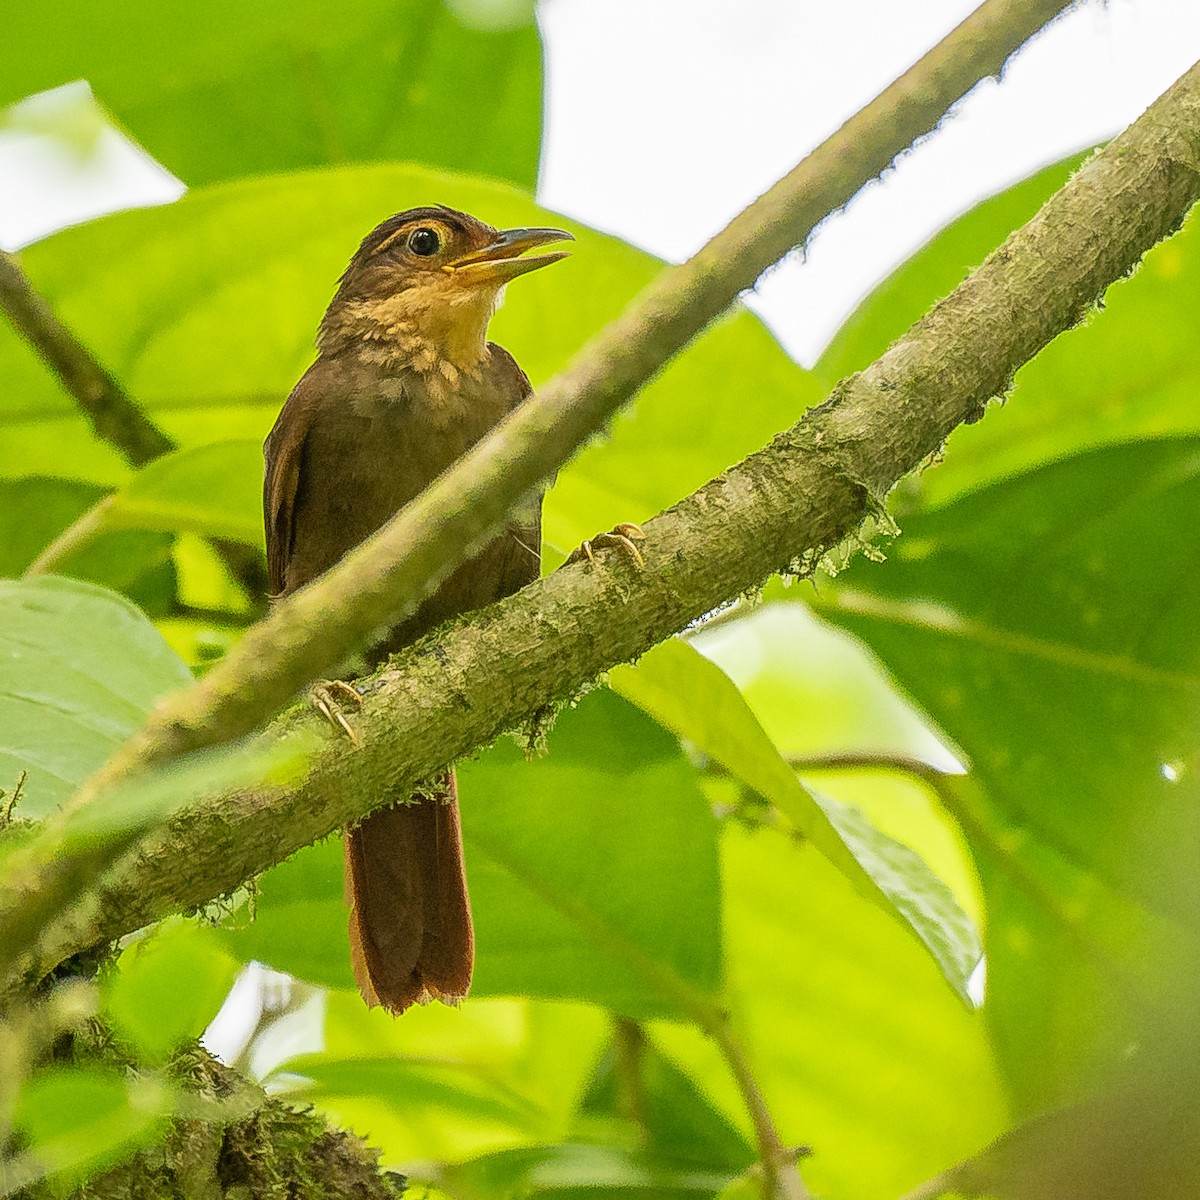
[0,250,174,467]
[700,1012,810,1200]
[76,0,1078,792]
[22,497,113,577]
[612,1017,650,1145]
[0,774,26,828]
[0,251,269,603]
[19,53,1200,990]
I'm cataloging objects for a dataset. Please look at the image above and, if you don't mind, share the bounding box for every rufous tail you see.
[344,771,473,1013]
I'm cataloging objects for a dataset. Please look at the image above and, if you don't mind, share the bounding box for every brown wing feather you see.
[263,380,316,599]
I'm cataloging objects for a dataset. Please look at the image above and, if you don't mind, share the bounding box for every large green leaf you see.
[463,690,721,1018]
[222,689,722,1020]
[610,638,981,1002]
[1,1,542,188]
[302,991,607,1162]
[106,441,265,548]
[809,436,1200,1111]
[0,477,177,612]
[219,836,351,991]
[442,1142,734,1199]
[0,165,820,560]
[819,154,1200,508]
[284,1054,542,1135]
[0,576,193,818]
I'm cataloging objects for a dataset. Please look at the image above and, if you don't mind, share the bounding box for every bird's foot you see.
[309,679,364,746]
[568,522,646,568]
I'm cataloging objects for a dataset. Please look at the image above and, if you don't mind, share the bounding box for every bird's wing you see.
[488,342,545,588]
[263,372,319,598]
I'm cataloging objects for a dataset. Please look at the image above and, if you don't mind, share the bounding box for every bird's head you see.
[318,205,572,373]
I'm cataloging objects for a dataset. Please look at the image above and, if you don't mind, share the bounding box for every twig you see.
[22,497,113,577]
[700,1011,810,1200]
[0,250,174,467]
[74,0,1079,790]
[0,773,26,827]
[22,53,1200,990]
[0,251,267,603]
[896,1176,952,1200]
[612,1017,650,1144]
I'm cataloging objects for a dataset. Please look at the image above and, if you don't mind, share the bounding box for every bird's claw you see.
[568,522,646,568]
[310,679,364,746]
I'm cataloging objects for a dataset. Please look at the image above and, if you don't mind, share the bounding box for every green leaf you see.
[442,1142,735,1199]
[580,1022,754,1172]
[219,836,352,992]
[811,786,981,1003]
[299,991,607,1163]
[0,477,176,611]
[11,1066,171,1188]
[222,689,723,1020]
[104,923,239,1063]
[928,1070,1200,1200]
[463,690,722,1018]
[1,1,543,187]
[106,441,265,547]
[0,477,103,574]
[285,1054,541,1131]
[0,576,192,818]
[0,166,820,565]
[810,436,1200,1110]
[610,639,981,1002]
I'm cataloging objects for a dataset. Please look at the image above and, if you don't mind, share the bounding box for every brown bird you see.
[263,206,572,1013]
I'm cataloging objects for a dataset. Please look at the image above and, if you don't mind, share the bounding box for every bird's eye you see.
[408,227,441,257]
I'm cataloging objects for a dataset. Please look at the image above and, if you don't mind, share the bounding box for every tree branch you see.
[0,249,174,467]
[0,251,269,601]
[17,55,1200,991]
[76,0,1077,793]
[701,1012,810,1200]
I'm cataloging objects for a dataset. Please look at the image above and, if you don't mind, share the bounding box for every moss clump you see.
[16,1043,406,1200]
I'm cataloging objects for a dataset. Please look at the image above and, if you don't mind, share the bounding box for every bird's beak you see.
[447,227,574,286]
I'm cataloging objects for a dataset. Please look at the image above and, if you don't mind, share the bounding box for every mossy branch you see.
[77,0,1077,793]
[17,55,1200,992]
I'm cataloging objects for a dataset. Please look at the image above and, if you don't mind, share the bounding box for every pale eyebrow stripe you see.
[372,227,408,256]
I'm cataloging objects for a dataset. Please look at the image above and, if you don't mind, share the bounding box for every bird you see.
[263,205,572,1013]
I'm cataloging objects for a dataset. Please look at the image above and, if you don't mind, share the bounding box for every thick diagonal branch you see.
[22,56,1200,988]
[78,0,1076,791]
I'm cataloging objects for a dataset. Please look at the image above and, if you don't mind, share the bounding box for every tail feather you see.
[344,771,474,1013]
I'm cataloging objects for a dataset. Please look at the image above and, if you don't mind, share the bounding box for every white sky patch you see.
[539,0,1200,363]
[0,80,183,251]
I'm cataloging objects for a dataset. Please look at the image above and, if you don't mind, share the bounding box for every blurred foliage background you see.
[2,3,1199,1198]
